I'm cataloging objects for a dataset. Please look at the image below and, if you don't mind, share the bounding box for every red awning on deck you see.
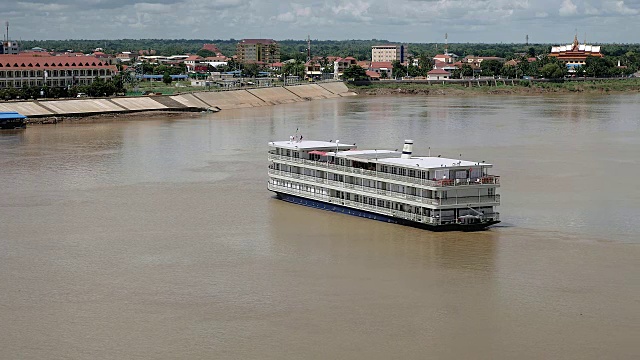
[308,150,328,156]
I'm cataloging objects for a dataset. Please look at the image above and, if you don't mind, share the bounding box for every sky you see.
[2,0,639,43]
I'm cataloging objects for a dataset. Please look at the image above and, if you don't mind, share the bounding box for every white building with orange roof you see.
[333,56,357,79]
[0,54,117,88]
[427,68,450,80]
[369,61,393,78]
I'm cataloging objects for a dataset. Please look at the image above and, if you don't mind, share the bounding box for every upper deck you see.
[269,139,494,173]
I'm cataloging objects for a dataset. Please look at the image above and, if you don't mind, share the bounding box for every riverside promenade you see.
[0,82,355,118]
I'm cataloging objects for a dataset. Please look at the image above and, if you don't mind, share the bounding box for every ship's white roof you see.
[270,140,354,150]
[337,149,490,169]
[335,149,398,157]
[380,157,489,169]
[270,139,491,169]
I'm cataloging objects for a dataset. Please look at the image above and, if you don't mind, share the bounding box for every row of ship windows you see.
[271,174,495,199]
[273,179,492,216]
[275,163,485,182]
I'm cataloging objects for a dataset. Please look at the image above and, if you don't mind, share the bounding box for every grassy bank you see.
[347,78,640,95]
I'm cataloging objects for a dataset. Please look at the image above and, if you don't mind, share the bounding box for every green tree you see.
[242,63,260,77]
[583,56,614,77]
[163,71,172,85]
[461,64,474,77]
[480,59,503,77]
[539,63,565,79]
[342,65,368,80]
[391,60,407,78]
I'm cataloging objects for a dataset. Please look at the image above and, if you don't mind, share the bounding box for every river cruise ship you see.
[268,138,500,231]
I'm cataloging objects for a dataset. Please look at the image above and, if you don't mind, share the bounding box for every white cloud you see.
[2,0,640,42]
[559,0,578,16]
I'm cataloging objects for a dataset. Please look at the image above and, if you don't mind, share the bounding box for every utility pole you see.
[444,33,448,55]
[526,34,529,46]
[306,35,311,62]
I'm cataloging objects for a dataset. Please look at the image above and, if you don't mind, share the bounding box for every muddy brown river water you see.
[1,94,639,359]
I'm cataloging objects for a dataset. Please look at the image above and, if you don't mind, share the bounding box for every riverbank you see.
[0,82,355,119]
[348,78,640,95]
[26,110,204,124]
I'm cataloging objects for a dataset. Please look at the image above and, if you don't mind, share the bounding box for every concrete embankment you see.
[0,82,355,119]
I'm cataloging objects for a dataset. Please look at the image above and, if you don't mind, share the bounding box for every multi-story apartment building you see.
[1,40,19,55]
[236,39,280,64]
[0,54,117,89]
[371,44,405,63]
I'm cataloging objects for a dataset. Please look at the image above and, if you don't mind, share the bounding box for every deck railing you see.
[268,154,500,187]
[268,169,500,206]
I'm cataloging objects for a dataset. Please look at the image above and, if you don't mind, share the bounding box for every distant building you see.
[371,44,405,63]
[92,51,117,65]
[236,39,280,64]
[433,53,458,64]
[549,35,603,72]
[305,61,322,79]
[1,40,19,55]
[333,57,357,79]
[461,56,506,71]
[0,54,117,88]
[184,55,203,70]
[202,44,223,56]
[270,62,283,72]
[116,52,134,63]
[369,61,393,78]
[203,57,228,69]
[427,68,450,80]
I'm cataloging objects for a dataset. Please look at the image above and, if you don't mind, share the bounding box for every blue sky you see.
[2,0,639,43]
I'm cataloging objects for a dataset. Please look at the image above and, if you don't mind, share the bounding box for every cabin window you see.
[293,151,299,159]
[488,188,495,196]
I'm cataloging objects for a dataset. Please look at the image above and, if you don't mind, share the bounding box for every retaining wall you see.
[0,82,355,118]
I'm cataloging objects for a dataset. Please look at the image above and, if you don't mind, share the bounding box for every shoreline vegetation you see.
[347,78,640,95]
